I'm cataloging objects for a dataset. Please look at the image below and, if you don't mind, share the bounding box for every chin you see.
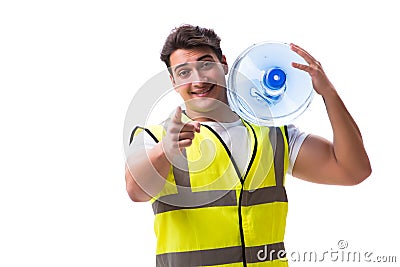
[186,97,222,114]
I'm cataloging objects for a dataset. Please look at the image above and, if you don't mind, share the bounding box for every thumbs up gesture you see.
[162,106,201,162]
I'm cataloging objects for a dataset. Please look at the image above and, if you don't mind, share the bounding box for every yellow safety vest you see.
[130,115,290,267]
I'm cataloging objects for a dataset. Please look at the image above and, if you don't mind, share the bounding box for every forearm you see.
[323,87,371,180]
[125,142,171,202]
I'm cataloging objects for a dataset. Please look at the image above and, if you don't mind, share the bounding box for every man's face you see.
[169,47,228,115]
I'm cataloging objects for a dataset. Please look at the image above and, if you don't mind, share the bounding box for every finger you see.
[179,131,195,141]
[180,122,198,133]
[291,62,313,73]
[180,121,201,132]
[290,43,315,61]
[290,43,316,65]
[172,106,182,123]
[186,121,201,133]
[178,139,193,149]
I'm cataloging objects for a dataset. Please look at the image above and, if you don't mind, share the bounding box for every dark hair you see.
[160,24,223,70]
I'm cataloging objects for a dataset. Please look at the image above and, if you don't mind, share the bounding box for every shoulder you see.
[286,124,309,147]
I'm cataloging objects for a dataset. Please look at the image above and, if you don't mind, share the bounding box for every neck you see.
[185,104,239,123]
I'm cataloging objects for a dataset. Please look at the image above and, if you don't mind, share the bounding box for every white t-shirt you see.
[137,119,308,176]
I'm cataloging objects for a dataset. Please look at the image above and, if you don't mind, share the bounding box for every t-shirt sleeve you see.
[287,124,309,175]
[127,128,158,159]
[143,131,158,149]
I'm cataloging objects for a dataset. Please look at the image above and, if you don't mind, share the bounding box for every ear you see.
[221,55,228,75]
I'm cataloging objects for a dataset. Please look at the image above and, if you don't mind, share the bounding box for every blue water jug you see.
[227,41,314,126]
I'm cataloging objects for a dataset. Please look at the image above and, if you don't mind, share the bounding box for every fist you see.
[162,106,200,161]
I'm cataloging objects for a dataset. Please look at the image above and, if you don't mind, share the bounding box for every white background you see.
[1,0,399,266]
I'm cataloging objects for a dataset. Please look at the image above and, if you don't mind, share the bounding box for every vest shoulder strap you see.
[129,125,165,145]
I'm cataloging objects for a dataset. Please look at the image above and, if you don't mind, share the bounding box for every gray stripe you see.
[242,186,287,206]
[246,242,286,263]
[152,189,237,214]
[153,185,288,214]
[156,246,242,267]
[172,150,191,188]
[155,242,286,266]
[269,127,285,187]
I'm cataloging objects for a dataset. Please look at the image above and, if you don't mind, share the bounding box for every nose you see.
[191,69,209,86]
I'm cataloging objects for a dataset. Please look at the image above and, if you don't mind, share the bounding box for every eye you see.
[178,69,191,79]
[200,61,213,70]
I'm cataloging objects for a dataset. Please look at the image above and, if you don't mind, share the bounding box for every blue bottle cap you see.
[264,68,286,90]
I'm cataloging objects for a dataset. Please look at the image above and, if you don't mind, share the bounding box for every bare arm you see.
[125,142,170,202]
[290,44,371,185]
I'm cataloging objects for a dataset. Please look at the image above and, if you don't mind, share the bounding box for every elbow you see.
[125,168,152,202]
[348,164,372,186]
[126,186,150,202]
[126,182,152,202]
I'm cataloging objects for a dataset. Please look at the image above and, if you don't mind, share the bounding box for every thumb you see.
[173,106,182,123]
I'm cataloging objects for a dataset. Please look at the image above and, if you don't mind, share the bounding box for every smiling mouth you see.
[191,84,215,97]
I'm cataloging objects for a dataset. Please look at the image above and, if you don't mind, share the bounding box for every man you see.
[125,24,371,266]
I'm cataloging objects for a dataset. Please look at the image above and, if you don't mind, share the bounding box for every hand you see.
[161,106,201,162]
[290,43,335,97]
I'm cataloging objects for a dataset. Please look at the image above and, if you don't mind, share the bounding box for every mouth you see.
[191,84,215,97]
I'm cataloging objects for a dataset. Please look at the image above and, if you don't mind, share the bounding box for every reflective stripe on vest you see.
[130,119,289,267]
